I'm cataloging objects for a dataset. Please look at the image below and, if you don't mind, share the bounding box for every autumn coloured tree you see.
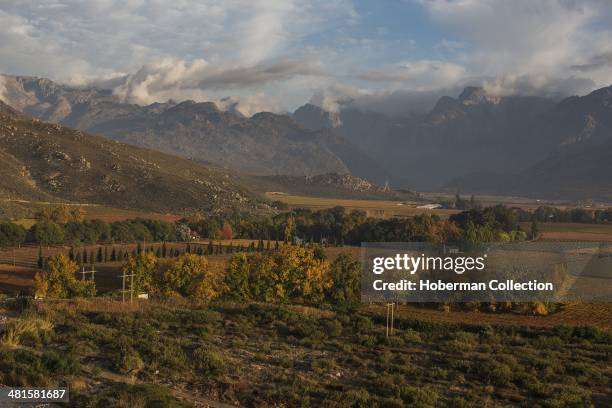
[224,245,332,304]
[222,221,233,240]
[162,253,224,302]
[34,253,95,299]
[122,252,158,295]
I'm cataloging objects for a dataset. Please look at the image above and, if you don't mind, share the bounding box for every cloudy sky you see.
[1,0,611,115]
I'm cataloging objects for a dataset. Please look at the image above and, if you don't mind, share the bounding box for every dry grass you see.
[1,315,53,347]
[35,297,154,317]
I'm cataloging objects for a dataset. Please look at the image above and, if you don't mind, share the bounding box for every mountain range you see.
[294,85,612,201]
[2,73,612,202]
[0,74,390,185]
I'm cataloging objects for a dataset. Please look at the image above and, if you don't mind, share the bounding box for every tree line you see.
[34,245,361,308]
[517,206,612,224]
[1,204,532,249]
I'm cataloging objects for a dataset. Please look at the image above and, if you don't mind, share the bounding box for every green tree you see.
[327,254,361,306]
[32,221,64,246]
[284,215,296,243]
[530,219,540,240]
[0,222,26,247]
[37,246,44,268]
[224,253,251,300]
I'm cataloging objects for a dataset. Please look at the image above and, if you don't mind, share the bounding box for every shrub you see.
[321,318,343,338]
[478,360,514,387]
[118,348,145,375]
[341,389,371,407]
[400,385,439,407]
[192,347,224,375]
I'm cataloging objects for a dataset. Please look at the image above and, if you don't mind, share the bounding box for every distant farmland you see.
[522,222,612,241]
[265,193,459,218]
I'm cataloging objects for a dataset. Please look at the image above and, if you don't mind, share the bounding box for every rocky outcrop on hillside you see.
[0,100,258,213]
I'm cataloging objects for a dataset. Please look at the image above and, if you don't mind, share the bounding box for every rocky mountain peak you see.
[458,86,500,105]
[293,103,342,130]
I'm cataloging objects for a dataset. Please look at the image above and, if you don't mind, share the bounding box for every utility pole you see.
[81,265,96,283]
[119,270,135,303]
[130,271,134,303]
[386,303,395,337]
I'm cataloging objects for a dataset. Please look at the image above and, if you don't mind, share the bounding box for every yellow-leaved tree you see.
[34,253,95,299]
[275,245,332,304]
[225,246,332,304]
[122,252,158,296]
[162,253,224,302]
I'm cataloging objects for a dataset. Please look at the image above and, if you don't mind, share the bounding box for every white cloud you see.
[420,0,612,92]
[480,74,596,99]
[357,60,466,89]
[309,84,465,116]
[0,0,354,112]
[1,0,611,116]
[109,57,322,114]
